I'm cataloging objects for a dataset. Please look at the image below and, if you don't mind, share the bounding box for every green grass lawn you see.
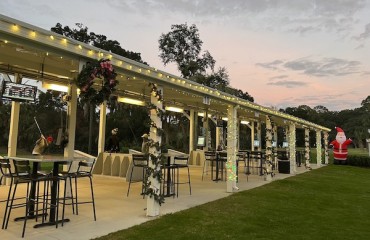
[94,165,370,240]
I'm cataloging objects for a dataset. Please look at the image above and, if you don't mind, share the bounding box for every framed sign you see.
[1,80,37,102]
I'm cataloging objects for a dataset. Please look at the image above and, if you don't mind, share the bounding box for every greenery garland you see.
[143,83,165,205]
[76,59,118,105]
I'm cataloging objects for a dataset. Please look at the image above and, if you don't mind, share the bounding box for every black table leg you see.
[34,162,69,228]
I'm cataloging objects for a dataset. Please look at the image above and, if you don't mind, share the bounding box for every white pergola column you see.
[236,120,240,151]
[257,122,262,151]
[226,105,238,192]
[265,116,273,181]
[98,101,107,154]
[7,73,22,157]
[323,132,329,164]
[273,125,278,169]
[251,121,255,151]
[189,109,195,153]
[289,123,296,174]
[216,124,222,150]
[304,128,311,169]
[316,130,322,167]
[63,83,77,158]
[147,85,163,217]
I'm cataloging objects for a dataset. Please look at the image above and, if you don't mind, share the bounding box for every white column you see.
[289,123,296,174]
[189,109,195,153]
[265,116,273,181]
[273,125,278,169]
[251,121,255,151]
[323,132,329,164]
[98,101,107,154]
[304,128,311,169]
[316,130,322,167]
[236,120,240,151]
[257,122,262,151]
[64,83,77,158]
[147,85,163,217]
[204,110,209,150]
[226,105,238,192]
[7,74,22,157]
[216,125,222,149]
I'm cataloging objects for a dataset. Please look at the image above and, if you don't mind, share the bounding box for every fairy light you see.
[323,132,329,164]
[316,130,322,165]
[226,106,238,182]
[304,128,310,168]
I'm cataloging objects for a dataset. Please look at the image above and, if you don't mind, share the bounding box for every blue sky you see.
[1,0,369,110]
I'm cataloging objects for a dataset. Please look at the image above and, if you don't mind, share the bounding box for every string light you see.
[1,19,331,134]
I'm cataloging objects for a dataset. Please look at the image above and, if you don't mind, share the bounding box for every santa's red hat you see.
[335,127,344,133]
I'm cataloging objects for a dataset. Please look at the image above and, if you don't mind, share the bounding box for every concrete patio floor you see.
[0,164,321,240]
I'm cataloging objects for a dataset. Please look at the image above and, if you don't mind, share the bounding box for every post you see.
[98,101,107,154]
[257,122,262,151]
[188,109,195,153]
[147,85,163,217]
[226,105,238,192]
[251,121,255,151]
[265,116,273,181]
[289,123,296,174]
[304,128,311,169]
[64,83,77,158]
[316,130,322,167]
[7,73,22,157]
[323,131,329,164]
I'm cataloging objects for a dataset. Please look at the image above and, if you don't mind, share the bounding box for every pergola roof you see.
[0,14,330,132]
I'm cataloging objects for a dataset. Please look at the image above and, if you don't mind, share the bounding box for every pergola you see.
[0,14,331,216]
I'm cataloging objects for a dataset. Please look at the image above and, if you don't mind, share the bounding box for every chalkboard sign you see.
[1,80,37,102]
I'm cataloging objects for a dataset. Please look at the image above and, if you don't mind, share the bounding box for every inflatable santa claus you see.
[330,127,352,165]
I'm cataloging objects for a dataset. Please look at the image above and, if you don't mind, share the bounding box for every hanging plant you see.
[76,59,118,105]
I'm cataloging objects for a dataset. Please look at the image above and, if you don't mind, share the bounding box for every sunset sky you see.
[1,0,369,111]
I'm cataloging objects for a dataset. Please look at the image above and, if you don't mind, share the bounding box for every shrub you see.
[347,155,370,167]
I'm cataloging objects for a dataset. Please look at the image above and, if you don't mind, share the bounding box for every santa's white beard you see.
[336,135,346,144]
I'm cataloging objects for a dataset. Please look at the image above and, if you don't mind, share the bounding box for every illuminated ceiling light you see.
[42,83,69,92]
[11,24,19,31]
[50,35,54,40]
[46,52,49,56]
[78,45,82,49]
[240,120,250,125]
[165,106,184,113]
[62,39,67,44]
[222,117,228,121]
[4,40,8,43]
[30,31,36,37]
[118,97,145,106]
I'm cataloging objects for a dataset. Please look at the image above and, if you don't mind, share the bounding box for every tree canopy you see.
[158,23,254,102]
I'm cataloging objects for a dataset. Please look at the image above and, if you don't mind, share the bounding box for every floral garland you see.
[76,59,118,105]
[143,83,165,205]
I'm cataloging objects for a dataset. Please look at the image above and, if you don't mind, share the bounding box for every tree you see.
[51,23,146,64]
[159,23,215,78]
[159,23,253,102]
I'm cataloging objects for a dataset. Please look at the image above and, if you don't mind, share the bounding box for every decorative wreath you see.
[76,59,118,105]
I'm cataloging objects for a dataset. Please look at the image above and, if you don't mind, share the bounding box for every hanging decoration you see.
[76,59,118,105]
[143,83,165,205]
